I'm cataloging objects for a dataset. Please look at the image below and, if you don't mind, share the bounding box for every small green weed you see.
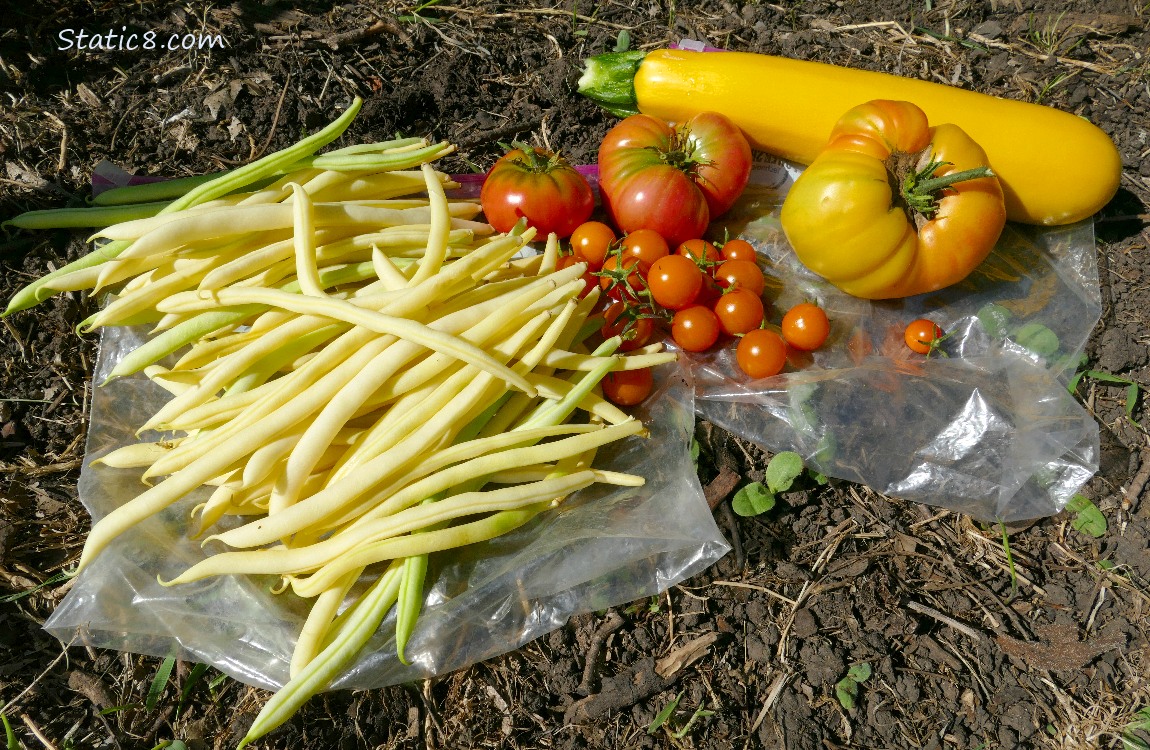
[835,663,872,710]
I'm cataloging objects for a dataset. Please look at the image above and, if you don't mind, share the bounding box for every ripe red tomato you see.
[714,288,765,336]
[598,254,644,302]
[715,259,765,296]
[647,254,702,311]
[621,229,671,270]
[597,112,752,247]
[677,239,722,272]
[601,301,655,352]
[671,305,721,352]
[602,368,654,406]
[904,318,945,354]
[570,221,616,269]
[480,145,594,238]
[781,303,830,351]
[736,329,788,379]
[720,238,757,262]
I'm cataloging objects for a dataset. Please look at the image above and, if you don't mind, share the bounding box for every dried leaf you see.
[655,632,719,679]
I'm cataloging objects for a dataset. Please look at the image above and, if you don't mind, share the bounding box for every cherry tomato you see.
[620,229,671,270]
[598,254,644,302]
[597,112,752,247]
[714,288,765,336]
[715,259,766,296]
[736,329,788,379]
[602,368,654,406]
[556,254,598,298]
[720,238,757,262]
[677,238,722,271]
[570,221,616,269]
[647,254,702,311]
[671,305,721,352]
[904,318,945,354]
[781,302,831,351]
[480,145,594,238]
[601,301,655,352]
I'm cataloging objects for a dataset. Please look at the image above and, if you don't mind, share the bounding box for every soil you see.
[1,1,1149,749]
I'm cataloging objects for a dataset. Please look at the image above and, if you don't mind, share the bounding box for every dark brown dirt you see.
[1,2,1149,749]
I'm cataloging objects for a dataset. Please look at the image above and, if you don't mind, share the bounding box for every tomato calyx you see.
[501,141,573,175]
[650,127,712,177]
[894,153,997,222]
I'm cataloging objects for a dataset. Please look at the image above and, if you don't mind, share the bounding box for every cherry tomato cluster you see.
[560,222,835,403]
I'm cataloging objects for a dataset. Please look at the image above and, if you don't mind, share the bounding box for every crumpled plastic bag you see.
[691,156,1100,522]
[44,329,729,691]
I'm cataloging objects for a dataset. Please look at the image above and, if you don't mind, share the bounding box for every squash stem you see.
[576,50,646,117]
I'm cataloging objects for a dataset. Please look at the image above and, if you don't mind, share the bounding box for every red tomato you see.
[715,259,765,296]
[597,112,752,247]
[781,303,831,351]
[647,254,702,311]
[570,221,616,269]
[598,254,644,302]
[736,329,788,379]
[602,368,654,406]
[677,239,722,272]
[720,238,757,262]
[714,289,765,336]
[621,229,671,270]
[480,145,594,238]
[601,301,655,352]
[905,318,945,354]
[671,306,721,352]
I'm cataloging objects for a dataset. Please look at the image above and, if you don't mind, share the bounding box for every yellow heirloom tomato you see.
[780,99,1006,300]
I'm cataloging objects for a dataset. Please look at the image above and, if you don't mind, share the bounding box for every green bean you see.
[236,561,404,750]
[3,201,172,230]
[3,97,363,316]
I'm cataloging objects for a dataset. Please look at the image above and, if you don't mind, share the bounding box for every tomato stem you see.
[901,156,995,220]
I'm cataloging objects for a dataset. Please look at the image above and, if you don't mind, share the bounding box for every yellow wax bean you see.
[152,288,535,397]
[288,569,359,678]
[289,183,325,297]
[91,441,177,469]
[541,348,677,371]
[213,419,642,551]
[406,163,450,287]
[143,333,393,478]
[287,503,549,599]
[170,472,603,584]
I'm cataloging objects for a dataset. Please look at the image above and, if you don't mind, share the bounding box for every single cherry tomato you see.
[904,318,945,354]
[781,302,831,351]
[601,301,655,352]
[677,238,722,271]
[671,305,721,352]
[556,254,598,298]
[480,145,594,238]
[647,254,702,311]
[570,221,616,270]
[715,259,766,296]
[598,254,644,302]
[720,238,757,262]
[737,329,788,379]
[620,228,671,270]
[602,367,654,406]
[714,288,765,336]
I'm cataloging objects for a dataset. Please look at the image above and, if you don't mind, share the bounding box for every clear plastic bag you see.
[44,332,729,690]
[692,156,1101,522]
